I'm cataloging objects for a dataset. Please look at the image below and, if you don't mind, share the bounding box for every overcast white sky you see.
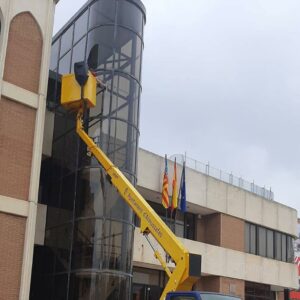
[54,0,300,214]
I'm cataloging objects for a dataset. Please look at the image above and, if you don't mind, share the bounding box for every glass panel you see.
[74,9,88,43]
[76,168,105,218]
[117,1,143,35]
[50,40,59,70]
[258,227,266,257]
[44,223,72,273]
[72,219,133,272]
[266,229,274,258]
[175,219,184,238]
[72,218,103,269]
[287,236,294,263]
[282,234,287,262]
[87,26,115,71]
[71,37,87,72]
[61,173,76,211]
[115,27,143,79]
[245,223,250,253]
[250,224,256,254]
[89,0,116,28]
[275,232,282,260]
[184,213,195,240]
[69,272,131,300]
[58,51,72,74]
[52,274,68,300]
[60,25,73,56]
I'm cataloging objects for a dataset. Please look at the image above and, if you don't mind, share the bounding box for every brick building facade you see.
[0,1,57,299]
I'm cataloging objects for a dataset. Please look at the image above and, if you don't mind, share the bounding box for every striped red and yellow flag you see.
[161,155,169,209]
[171,158,178,210]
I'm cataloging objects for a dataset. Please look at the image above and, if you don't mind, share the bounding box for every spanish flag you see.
[171,158,178,210]
[161,155,169,209]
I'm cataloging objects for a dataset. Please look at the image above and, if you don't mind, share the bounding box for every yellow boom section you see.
[76,111,198,299]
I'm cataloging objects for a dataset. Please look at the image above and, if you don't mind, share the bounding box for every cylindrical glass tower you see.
[38,1,146,299]
[70,0,145,298]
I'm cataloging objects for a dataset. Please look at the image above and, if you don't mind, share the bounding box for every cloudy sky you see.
[54,0,300,214]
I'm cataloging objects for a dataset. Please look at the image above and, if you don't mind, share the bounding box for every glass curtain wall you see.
[36,1,146,299]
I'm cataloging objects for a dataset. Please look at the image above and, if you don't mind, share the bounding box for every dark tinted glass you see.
[117,1,143,34]
[58,51,71,74]
[249,224,256,254]
[115,27,143,78]
[52,274,68,299]
[287,236,294,262]
[245,223,250,252]
[275,232,282,260]
[281,234,287,262]
[69,272,131,300]
[60,25,73,55]
[74,9,88,43]
[258,227,266,257]
[50,40,59,70]
[184,213,195,240]
[89,0,116,28]
[75,168,104,218]
[266,229,274,258]
[87,26,115,71]
[71,37,87,72]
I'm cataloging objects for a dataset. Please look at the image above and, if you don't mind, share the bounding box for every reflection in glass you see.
[60,25,73,56]
[275,232,282,260]
[266,229,274,258]
[58,51,72,74]
[74,9,88,44]
[72,37,87,72]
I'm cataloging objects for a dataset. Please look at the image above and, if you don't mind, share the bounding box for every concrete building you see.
[0,0,57,299]
[130,149,298,299]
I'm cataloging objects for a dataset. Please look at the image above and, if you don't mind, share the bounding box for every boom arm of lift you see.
[61,70,201,300]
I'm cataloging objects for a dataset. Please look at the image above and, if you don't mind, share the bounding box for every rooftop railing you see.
[169,154,274,201]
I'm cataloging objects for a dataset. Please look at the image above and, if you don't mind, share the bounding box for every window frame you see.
[245,222,293,263]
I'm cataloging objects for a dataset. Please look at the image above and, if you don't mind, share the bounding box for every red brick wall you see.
[3,12,43,93]
[194,276,221,293]
[196,213,244,251]
[221,214,245,251]
[220,277,245,300]
[200,213,221,246]
[0,97,35,200]
[0,212,26,300]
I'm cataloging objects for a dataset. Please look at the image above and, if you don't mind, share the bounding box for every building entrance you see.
[245,282,276,300]
[133,284,162,300]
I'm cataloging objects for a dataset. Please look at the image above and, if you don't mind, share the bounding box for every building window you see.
[258,227,267,257]
[245,282,276,300]
[245,223,256,254]
[137,201,196,240]
[245,222,294,263]
[287,236,294,263]
[282,234,287,262]
[275,232,282,260]
[266,229,274,258]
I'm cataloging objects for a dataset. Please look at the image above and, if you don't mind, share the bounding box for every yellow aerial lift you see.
[61,62,202,300]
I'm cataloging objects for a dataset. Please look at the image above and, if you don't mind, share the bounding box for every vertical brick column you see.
[0,10,43,300]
